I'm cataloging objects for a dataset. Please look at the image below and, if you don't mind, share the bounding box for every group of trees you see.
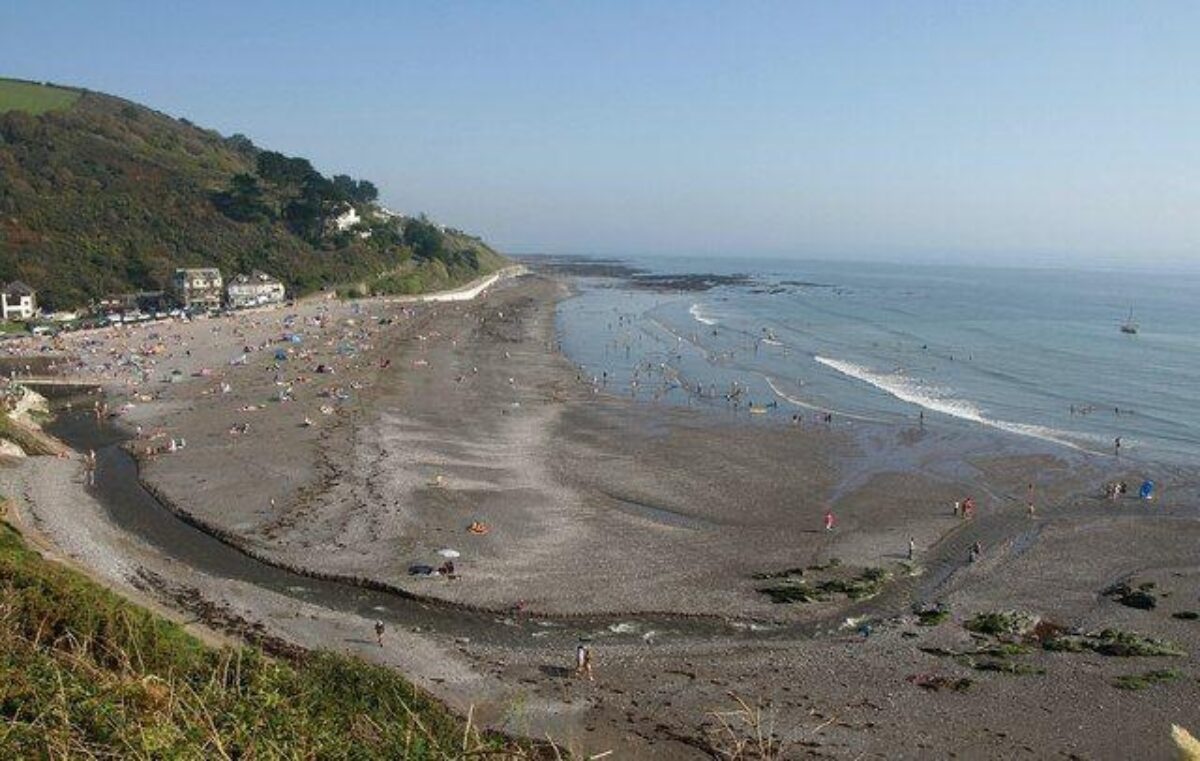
[402,217,480,271]
[213,148,379,244]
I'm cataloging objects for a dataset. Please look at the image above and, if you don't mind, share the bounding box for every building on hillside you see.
[333,205,361,231]
[226,271,286,309]
[1,281,37,321]
[171,268,223,311]
[329,205,373,239]
[102,291,168,314]
[133,291,169,313]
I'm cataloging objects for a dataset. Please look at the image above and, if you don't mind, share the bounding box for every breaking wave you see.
[688,303,718,326]
[763,376,825,412]
[763,375,888,423]
[813,355,1099,451]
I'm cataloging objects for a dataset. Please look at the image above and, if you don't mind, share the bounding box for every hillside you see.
[0,78,505,310]
[0,79,79,115]
[0,510,537,757]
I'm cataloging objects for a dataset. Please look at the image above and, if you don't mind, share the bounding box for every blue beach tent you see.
[1139,480,1155,500]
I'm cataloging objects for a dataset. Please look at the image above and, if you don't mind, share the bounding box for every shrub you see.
[917,608,950,627]
[1112,669,1183,691]
[964,611,1035,637]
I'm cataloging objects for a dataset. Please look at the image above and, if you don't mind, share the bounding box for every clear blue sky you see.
[3,1,1198,267]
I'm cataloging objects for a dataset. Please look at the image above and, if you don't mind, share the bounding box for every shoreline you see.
[4,271,1199,757]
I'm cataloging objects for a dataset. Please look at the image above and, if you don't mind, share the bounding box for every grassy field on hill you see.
[0,79,80,115]
[0,512,536,758]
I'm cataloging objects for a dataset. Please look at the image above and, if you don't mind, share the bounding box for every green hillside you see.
[0,78,505,310]
[0,79,80,115]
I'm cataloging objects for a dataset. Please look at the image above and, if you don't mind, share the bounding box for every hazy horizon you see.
[4,1,1197,269]
[515,249,1200,276]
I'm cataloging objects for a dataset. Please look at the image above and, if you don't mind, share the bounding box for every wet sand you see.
[5,273,1200,758]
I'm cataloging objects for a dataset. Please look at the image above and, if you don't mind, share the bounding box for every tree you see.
[331,174,357,202]
[231,172,262,198]
[354,179,378,203]
[214,173,270,222]
[225,133,257,157]
[331,175,378,204]
[256,151,315,186]
[403,217,446,261]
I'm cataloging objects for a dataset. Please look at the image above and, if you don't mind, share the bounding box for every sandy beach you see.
[3,270,1198,758]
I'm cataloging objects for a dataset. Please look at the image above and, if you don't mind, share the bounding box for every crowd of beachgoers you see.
[0,273,1195,759]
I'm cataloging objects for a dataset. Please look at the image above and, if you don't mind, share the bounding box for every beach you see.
[3,268,1199,758]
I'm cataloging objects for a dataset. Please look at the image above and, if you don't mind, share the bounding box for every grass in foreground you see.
[0,79,80,115]
[0,516,537,758]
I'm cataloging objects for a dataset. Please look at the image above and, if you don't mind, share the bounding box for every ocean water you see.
[554,257,1200,465]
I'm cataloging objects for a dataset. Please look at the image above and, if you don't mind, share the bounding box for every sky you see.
[2,1,1198,268]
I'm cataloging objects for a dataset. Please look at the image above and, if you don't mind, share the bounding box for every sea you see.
[553,256,1200,466]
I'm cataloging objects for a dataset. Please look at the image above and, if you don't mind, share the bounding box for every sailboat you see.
[1120,307,1138,335]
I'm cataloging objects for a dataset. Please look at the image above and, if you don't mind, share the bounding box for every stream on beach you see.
[47,403,788,649]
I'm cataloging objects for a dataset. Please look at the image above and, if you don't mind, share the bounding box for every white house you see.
[331,205,374,239]
[226,271,286,309]
[1,281,37,321]
[171,268,224,311]
[333,206,361,232]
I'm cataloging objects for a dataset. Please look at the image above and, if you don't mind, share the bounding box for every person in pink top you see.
[823,509,835,532]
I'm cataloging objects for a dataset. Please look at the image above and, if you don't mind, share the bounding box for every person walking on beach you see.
[374,619,385,647]
[1026,482,1036,518]
[824,509,836,532]
[1114,436,1122,456]
[83,449,96,486]
[908,536,916,561]
[575,643,594,681]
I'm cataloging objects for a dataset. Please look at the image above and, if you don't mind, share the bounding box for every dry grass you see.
[704,693,794,760]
